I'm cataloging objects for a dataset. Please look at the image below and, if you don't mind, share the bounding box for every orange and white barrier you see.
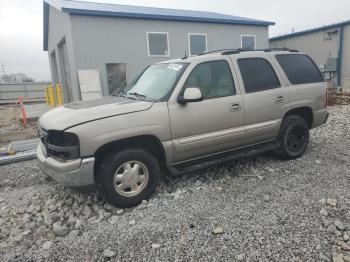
[18,96,27,127]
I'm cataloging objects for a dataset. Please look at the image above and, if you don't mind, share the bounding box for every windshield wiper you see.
[111,89,126,97]
[127,92,146,98]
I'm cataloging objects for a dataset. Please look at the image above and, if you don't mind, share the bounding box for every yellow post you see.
[48,84,55,107]
[55,83,63,106]
[44,87,50,105]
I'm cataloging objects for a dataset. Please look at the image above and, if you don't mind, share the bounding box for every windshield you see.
[122,63,187,100]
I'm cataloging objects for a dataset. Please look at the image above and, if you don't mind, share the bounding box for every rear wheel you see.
[275,115,310,160]
[96,149,160,208]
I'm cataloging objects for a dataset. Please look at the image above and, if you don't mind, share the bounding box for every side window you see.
[237,58,280,93]
[184,60,235,99]
[275,54,324,84]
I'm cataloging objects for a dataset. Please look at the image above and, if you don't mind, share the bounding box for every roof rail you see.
[221,47,299,55]
[197,47,299,57]
[198,49,237,56]
[264,47,299,52]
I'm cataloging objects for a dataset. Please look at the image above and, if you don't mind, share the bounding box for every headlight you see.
[45,130,80,160]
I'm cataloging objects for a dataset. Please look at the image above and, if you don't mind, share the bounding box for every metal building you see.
[43,0,274,103]
[270,21,350,90]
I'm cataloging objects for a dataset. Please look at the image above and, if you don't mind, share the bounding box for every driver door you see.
[168,59,245,163]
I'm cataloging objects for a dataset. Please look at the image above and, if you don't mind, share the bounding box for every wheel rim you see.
[113,160,149,197]
[286,125,307,153]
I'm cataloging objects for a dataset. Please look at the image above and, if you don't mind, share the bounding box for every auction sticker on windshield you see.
[167,64,183,71]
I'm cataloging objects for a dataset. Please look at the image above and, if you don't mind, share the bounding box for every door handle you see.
[275,96,284,103]
[229,103,241,112]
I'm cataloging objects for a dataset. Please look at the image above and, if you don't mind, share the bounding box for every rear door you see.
[231,54,290,144]
[274,54,326,112]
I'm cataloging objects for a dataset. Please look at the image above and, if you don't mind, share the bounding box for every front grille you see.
[48,130,79,147]
[38,128,80,160]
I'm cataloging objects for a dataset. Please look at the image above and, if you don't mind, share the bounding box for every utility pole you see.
[1,63,6,83]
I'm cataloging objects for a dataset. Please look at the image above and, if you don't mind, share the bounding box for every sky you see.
[0,0,350,81]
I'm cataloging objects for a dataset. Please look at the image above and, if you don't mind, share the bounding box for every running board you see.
[168,142,276,176]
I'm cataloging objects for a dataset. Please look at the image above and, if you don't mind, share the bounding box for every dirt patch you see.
[0,105,39,146]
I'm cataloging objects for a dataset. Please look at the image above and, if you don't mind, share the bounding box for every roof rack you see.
[198,47,298,56]
[221,47,298,55]
[198,49,237,56]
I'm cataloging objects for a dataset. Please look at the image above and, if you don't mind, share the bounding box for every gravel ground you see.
[0,105,350,262]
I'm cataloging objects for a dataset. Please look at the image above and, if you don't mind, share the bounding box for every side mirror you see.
[178,87,203,104]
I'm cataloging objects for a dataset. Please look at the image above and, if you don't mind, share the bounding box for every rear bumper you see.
[312,108,329,129]
[36,143,95,187]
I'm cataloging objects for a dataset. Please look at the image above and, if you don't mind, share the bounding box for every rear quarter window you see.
[275,54,324,85]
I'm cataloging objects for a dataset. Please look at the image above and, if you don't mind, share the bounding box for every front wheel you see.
[275,115,310,160]
[96,149,160,208]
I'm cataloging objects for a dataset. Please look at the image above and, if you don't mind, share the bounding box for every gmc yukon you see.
[37,48,329,207]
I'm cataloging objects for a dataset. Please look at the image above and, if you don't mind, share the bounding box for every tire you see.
[96,148,160,208]
[275,115,310,160]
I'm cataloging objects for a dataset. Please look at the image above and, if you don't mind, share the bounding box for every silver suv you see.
[37,48,329,207]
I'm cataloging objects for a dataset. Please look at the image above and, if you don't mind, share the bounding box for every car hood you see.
[39,96,153,131]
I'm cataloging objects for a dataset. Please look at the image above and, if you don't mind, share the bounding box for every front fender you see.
[66,102,172,157]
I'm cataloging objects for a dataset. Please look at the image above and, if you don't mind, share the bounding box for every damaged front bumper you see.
[36,142,95,188]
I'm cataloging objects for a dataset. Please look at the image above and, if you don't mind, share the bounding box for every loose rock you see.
[262,195,271,202]
[333,254,344,262]
[103,248,115,258]
[319,208,328,217]
[42,241,53,250]
[116,209,124,215]
[151,243,161,249]
[52,222,68,237]
[343,256,350,262]
[236,254,245,261]
[327,224,337,234]
[335,220,346,231]
[212,226,224,235]
[326,198,337,207]
[346,211,350,220]
[341,242,350,251]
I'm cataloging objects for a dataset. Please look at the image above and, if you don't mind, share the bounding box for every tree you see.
[0,73,35,83]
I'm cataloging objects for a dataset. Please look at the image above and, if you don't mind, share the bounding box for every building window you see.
[238,58,280,93]
[188,33,207,56]
[106,63,127,95]
[241,35,256,50]
[147,32,170,57]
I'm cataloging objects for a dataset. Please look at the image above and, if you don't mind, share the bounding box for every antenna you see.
[182,51,187,60]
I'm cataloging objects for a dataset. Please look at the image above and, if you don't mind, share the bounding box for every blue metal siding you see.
[44,0,274,51]
[62,8,274,27]
[270,20,350,42]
